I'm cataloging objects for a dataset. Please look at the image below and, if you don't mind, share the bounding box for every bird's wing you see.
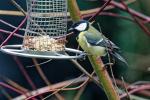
[84,33,120,50]
[96,39,120,50]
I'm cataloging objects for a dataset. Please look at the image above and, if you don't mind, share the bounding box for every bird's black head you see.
[68,20,89,33]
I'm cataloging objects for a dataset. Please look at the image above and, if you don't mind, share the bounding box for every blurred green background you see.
[0,0,150,100]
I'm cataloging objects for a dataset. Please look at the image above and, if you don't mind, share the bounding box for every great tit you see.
[69,20,127,64]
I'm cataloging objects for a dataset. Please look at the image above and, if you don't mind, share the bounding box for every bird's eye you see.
[75,23,87,31]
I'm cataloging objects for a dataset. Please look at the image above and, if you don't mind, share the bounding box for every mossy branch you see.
[67,0,82,22]
[88,56,120,100]
[68,0,120,100]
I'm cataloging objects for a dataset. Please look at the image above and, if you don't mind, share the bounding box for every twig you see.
[0,30,37,100]
[1,0,149,23]
[73,71,95,100]
[0,33,37,92]
[0,0,149,24]
[13,75,96,100]
[0,82,25,95]
[27,59,52,68]
[83,12,135,22]
[0,76,38,99]
[120,0,150,36]
[89,0,112,21]
[24,75,90,100]
[61,73,92,91]
[32,58,65,100]
[13,76,150,100]
[115,79,150,97]
[70,59,100,87]
[0,29,23,38]
[10,0,26,15]
[0,16,27,47]
[13,56,43,99]
[0,19,40,35]
[0,86,12,100]
[103,0,150,22]
[1,76,28,93]
[73,84,87,100]
[32,59,52,86]
[22,72,94,99]
[0,0,135,17]
[40,74,85,100]
[0,19,25,31]
[121,77,131,100]
[120,84,150,99]
[13,56,37,90]
[131,81,150,85]
[0,10,24,16]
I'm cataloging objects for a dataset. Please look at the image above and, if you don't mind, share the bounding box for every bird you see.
[68,20,127,65]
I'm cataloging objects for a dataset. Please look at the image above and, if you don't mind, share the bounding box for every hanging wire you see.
[26,59,52,68]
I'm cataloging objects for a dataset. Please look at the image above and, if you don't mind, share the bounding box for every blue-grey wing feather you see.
[84,32,120,50]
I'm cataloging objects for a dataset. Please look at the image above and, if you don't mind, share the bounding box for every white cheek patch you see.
[75,23,87,31]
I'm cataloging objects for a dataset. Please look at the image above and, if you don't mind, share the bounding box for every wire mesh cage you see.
[23,0,67,52]
[1,0,85,59]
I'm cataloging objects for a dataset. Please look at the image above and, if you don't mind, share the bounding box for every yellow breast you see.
[77,32,90,52]
[77,32,106,57]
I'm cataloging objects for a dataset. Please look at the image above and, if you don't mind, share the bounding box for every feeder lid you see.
[1,45,86,59]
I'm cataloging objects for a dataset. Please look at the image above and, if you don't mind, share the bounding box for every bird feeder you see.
[1,0,85,59]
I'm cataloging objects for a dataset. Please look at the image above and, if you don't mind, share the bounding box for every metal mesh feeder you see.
[1,0,85,59]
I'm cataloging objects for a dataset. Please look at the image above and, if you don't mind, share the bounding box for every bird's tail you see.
[110,52,128,66]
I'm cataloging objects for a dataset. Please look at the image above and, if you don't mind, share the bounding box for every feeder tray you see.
[1,45,85,59]
[0,0,85,59]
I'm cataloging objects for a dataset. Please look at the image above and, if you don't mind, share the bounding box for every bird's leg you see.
[82,51,92,56]
[80,52,87,61]
[79,51,91,61]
